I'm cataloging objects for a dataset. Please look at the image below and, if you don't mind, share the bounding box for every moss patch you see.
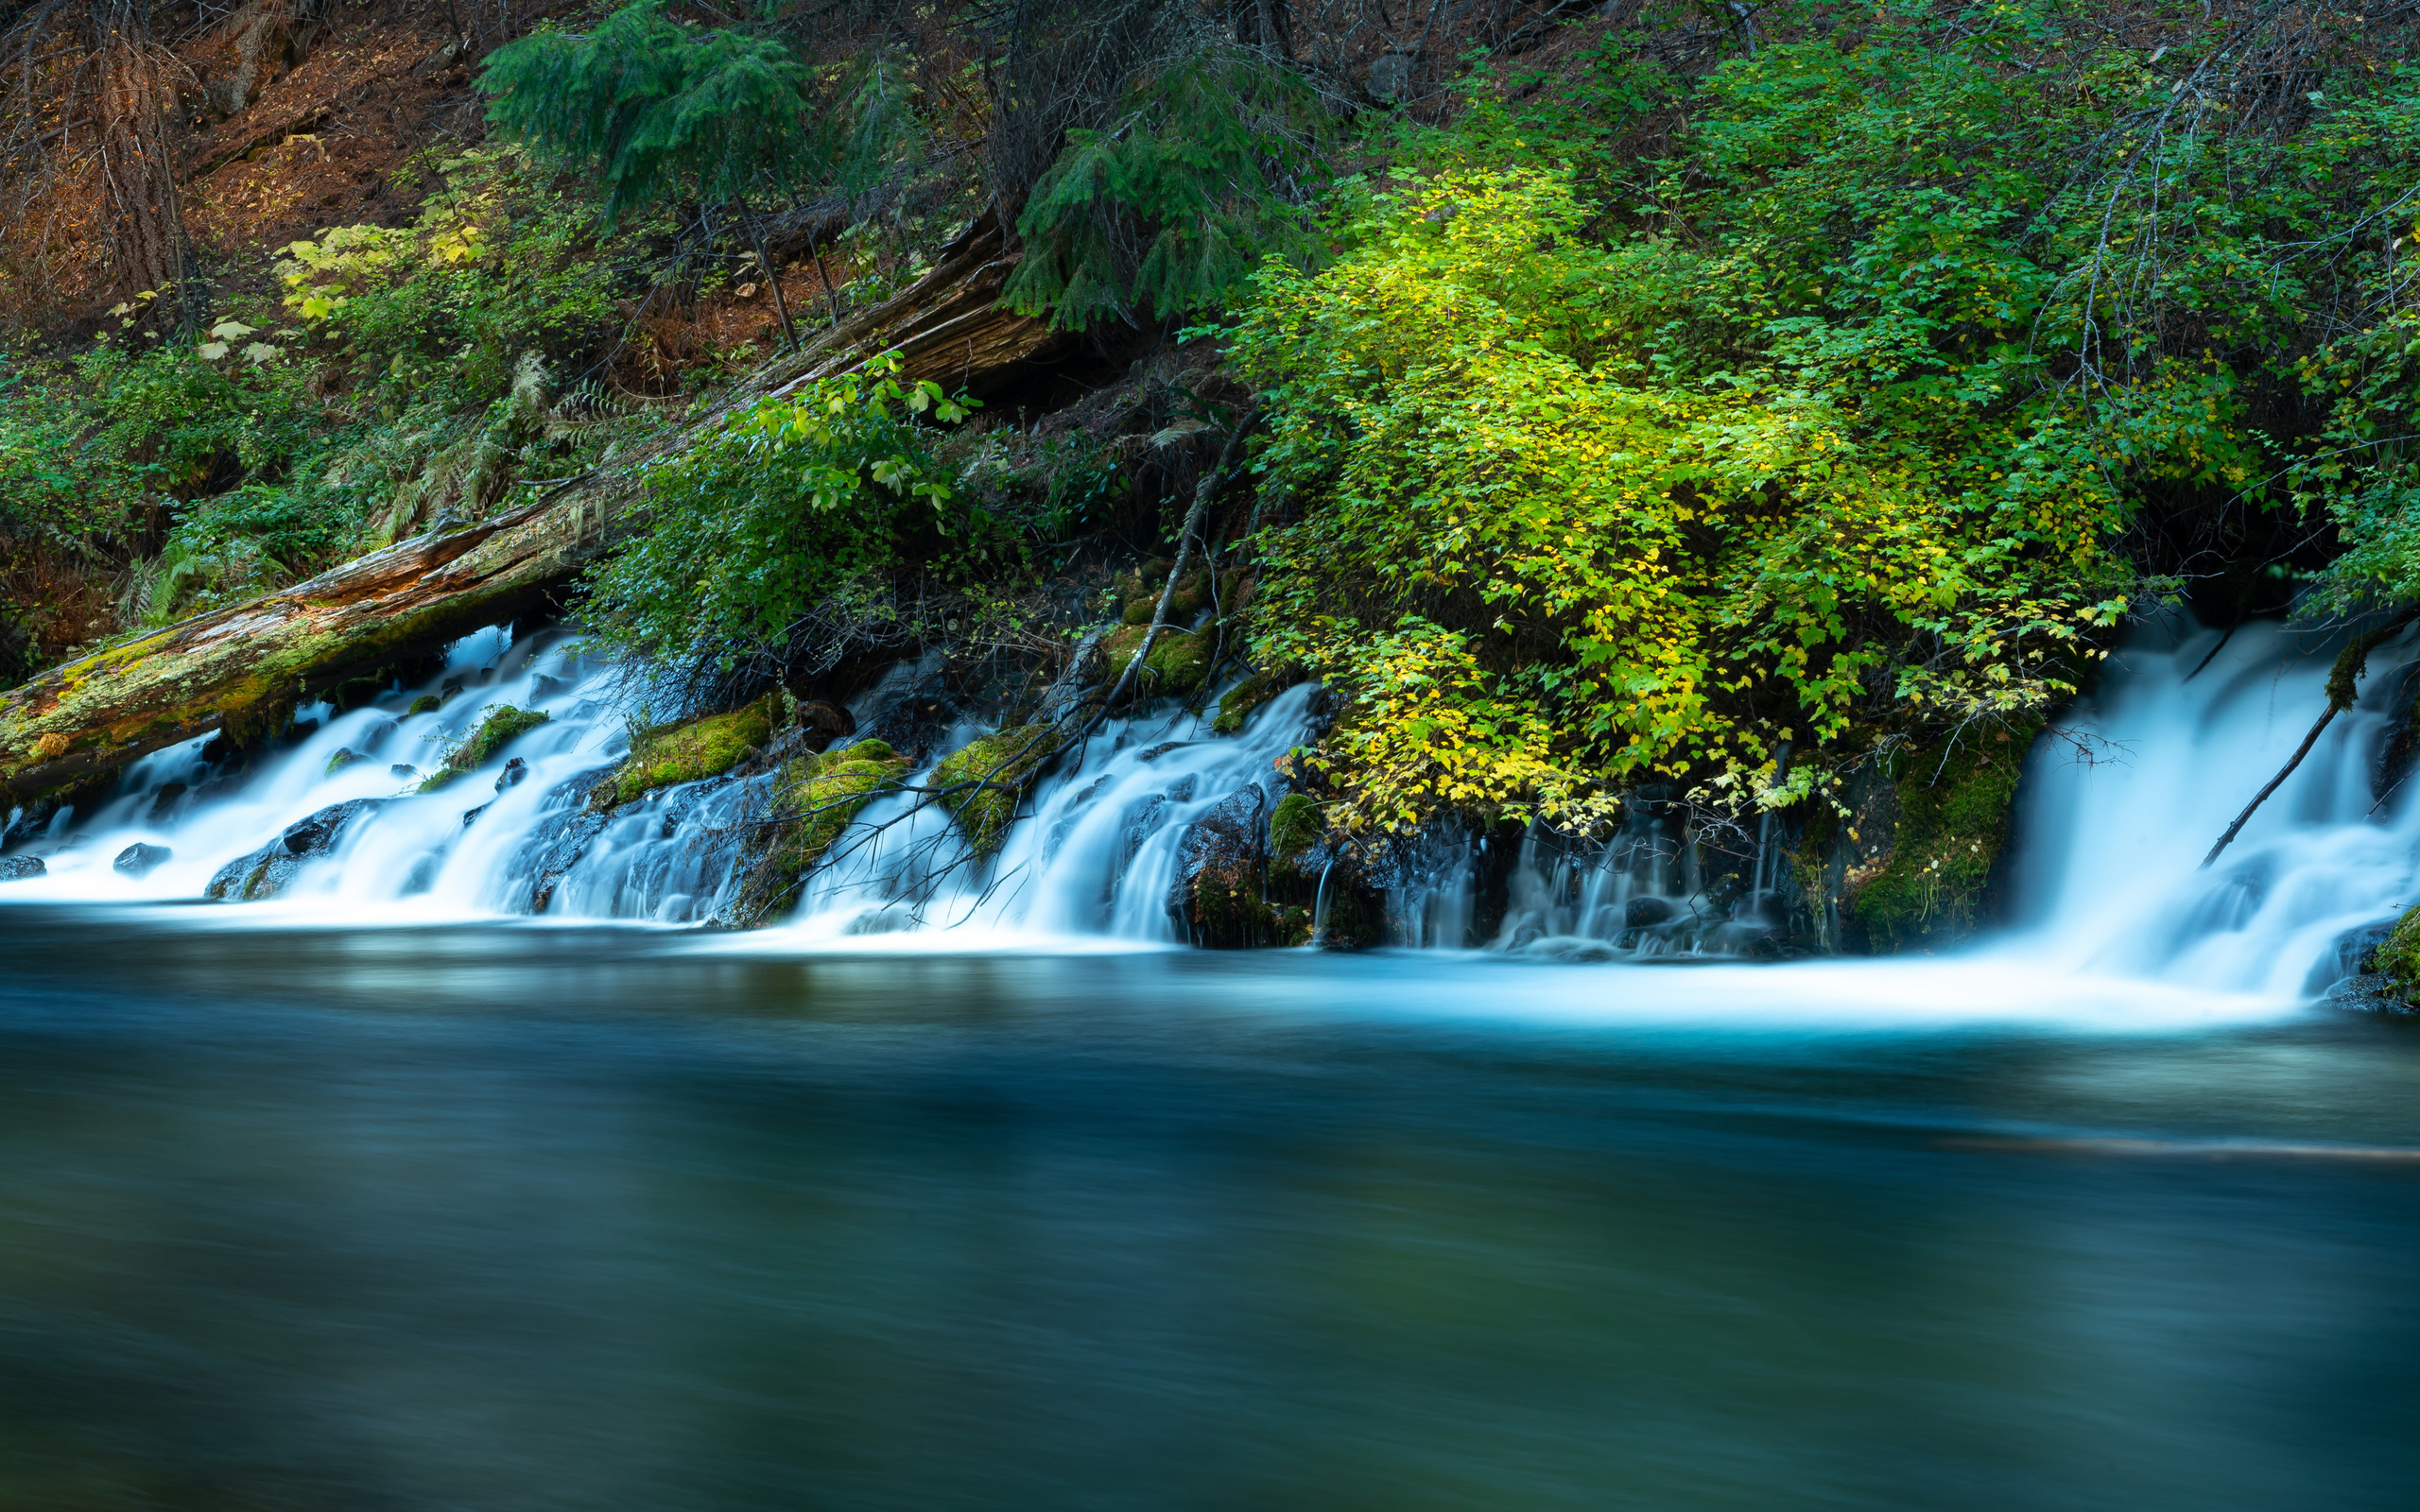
[418,704,549,793]
[1845,721,2039,953]
[406,694,443,716]
[1269,792,1322,862]
[1214,665,1295,734]
[727,739,908,927]
[931,725,1064,854]
[1100,623,1213,698]
[596,696,779,808]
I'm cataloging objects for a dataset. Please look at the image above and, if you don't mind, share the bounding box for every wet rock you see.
[797,699,856,748]
[112,842,173,877]
[524,810,611,914]
[209,799,383,902]
[460,803,491,828]
[284,799,382,854]
[1624,896,1675,928]
[324,747,364,778]
[0,854,44,881]
[149,782,188,816]
[390,764,420,779]
[495,757,528,791]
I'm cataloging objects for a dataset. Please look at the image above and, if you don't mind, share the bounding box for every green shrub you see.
[579,351,979,662]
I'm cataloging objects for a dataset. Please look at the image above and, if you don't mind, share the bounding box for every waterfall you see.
[2003,615,2418,999]
[0,625,1315,942]
[4,612,2415,998]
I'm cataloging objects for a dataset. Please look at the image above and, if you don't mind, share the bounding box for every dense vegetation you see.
[7,0,2420,918]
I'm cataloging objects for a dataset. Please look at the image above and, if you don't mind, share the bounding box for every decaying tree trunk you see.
[0,483,618,802]
[0,221,1067,802]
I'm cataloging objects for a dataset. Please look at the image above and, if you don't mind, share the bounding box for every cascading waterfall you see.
[1427,611,2420,991]
[3,611,2416,998]
[0,624,1318,943]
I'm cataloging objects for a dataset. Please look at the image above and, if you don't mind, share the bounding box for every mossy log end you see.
[0,492,611,802]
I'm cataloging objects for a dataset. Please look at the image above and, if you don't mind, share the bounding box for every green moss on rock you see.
[1100,623,1212,698]
[418,704,549,793]
[596,696,780,808]
[406,694,443,717]
[932,725,1064,854]
[1845,721,2038,953]
[1214,665,1294,734]
[1269,792,1322,862]
[726,740,908,928]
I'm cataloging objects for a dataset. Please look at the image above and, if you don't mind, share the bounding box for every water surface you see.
[3,907,2416,1509]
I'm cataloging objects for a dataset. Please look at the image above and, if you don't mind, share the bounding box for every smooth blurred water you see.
[2,905,2415,1510]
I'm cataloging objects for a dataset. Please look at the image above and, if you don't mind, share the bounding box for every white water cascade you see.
[2,613,2416,1001]
[0,625,1319,944]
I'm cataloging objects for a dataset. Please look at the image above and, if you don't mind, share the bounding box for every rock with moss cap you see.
[1098,624,1213,699]
[592,695,782,810]
[725,739,908,927]
[417,705,550,794]
[931,725,1065,854]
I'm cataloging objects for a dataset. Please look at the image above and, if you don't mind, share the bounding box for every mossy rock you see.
[2372,906,2420,1002]
[931,725,1064,854]
[1121,569,1214,627]
[1843,720,2038,953]
[417,705,549,794]
[726,740,908,927]
[1100,623,1213,698]
[1215,664,1296,734]
[324,747,364,779]
[1269,792,1322,862]
[595,695,781,809]
[406,694,443,717]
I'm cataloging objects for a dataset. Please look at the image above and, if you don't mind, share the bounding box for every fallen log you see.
[0,216,1067,803]
[0,482,618,803]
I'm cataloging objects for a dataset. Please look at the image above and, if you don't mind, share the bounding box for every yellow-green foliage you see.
[1232,166,2187,838]
[2372,906,2420,1002]
[419,704,549,792]
[1101,623,1212,698]
[931,725,1063,854]
[600,696,778,807]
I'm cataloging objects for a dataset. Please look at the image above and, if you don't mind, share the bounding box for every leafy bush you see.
[580,352,980,662]
[1228,0,2420,838]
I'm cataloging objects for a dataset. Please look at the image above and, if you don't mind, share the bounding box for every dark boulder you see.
[209,799,384,902]
[112,842,173,877]
[284,799,382,854]
[495,757,528,791]
[0,854,44,881]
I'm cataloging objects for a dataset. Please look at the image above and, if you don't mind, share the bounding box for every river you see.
[6,616,2420,1506]
[2,910,2416,1509]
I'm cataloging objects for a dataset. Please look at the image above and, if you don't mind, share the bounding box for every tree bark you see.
[89,0,206,328]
